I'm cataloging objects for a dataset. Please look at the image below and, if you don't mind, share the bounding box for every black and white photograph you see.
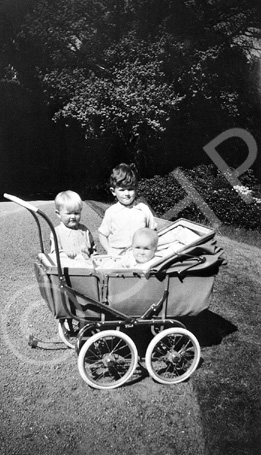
[1,1,260,454]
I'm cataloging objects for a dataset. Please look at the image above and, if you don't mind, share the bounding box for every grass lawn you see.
[88,200,260,453]
[192,229,261,454]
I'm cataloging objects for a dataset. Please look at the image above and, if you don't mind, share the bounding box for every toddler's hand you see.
[65,251,77,259]
[81,247,90,259]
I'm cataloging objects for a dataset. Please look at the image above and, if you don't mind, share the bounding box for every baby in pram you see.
[95,224,200,271]
[95,228,159,270]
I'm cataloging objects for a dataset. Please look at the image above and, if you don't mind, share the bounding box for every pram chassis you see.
[4,193,223,390]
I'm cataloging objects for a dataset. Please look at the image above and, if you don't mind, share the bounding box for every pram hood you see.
[90,219,226,279]
[151,238,225,276]
[133,218,226,276]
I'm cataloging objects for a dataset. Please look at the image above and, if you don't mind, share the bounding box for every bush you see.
[138,173,186,215]
[138,165,261,231]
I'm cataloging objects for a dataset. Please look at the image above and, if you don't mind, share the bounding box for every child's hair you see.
[110,163,138,189]
[55,190,83,211]
[132,228,158,250]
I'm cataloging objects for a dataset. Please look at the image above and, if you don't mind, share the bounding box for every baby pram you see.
[4,194,225,390]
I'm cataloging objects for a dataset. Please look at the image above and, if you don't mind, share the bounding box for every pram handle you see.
[4,193,38,213]
[3,193,63,279]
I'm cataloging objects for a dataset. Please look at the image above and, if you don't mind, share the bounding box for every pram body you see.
[4,194,225,390]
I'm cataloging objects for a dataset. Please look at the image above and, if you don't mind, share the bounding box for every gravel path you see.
[0,200,207,455]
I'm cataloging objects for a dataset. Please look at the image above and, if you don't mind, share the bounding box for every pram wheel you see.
[78,330,138,390]
[58,319,79,349]
[145,328,200,384]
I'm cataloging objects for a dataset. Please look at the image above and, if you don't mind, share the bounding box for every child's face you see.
[111,186,136,206]
[132,234,156,264]
[56,203,82,229]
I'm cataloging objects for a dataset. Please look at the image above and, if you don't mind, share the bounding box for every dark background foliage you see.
[138,165,261,231]
[0,0,260,202]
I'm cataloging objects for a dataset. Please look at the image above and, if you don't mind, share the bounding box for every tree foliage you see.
[0,0,260,195]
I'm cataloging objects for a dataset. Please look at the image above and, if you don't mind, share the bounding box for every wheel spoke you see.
[86,346,103,361]
[178,338,192,353]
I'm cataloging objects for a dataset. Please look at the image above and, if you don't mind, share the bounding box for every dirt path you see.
[0,201,207,455]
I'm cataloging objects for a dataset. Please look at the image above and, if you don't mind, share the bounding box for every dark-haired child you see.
[98,163,157,255]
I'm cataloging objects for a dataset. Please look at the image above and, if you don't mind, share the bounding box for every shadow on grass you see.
[123,311,238,386]
[180,309,238,347]
[125,310,237,356]
[124,311,236,387]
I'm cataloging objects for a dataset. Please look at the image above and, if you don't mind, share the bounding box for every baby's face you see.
[132,235,156,264]
[56,203,82,229]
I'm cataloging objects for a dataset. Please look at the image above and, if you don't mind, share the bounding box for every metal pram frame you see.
[4,193,225,390]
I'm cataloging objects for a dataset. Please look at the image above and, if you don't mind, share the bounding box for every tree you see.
[0,0,260,194]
